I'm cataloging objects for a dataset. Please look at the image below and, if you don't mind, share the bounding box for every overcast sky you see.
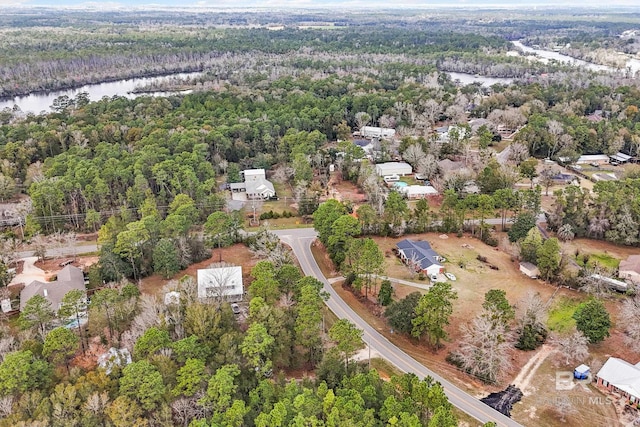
[2,0,640,8]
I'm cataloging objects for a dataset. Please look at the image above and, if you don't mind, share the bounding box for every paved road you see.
[16,243,99,260]
[274,228,523,427]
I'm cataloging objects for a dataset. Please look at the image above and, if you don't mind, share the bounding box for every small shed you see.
[574,364,590,380]
[519,262,540,279]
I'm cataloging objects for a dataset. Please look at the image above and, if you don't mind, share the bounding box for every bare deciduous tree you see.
[508,142,530,165]
[552,330,589,365]
[83,392,109,418]
[248,228,293,268]
[579,266,614,298]
[402,144,426,167]
[621,294,640,352]
[31,233,49,262]
[200,262,240,303]
[517,291,548,332]
[172,395,209,427]
[455,310,515,383]
[0,396,13,418]
[416,154,439,180]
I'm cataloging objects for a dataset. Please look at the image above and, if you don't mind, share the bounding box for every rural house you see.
[619,255,640,284]
[20,265,86,311]
[399,185,439,199]
[375,162,413,177]
[596,357,640,405]
[197,265,244,302]
[396,239,444,276]
[229,169,276,200]
[360,126,396,139]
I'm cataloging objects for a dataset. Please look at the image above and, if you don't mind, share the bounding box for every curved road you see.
[274,228,523,427]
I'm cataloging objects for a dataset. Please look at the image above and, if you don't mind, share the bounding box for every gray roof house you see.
[596,357,640,404]
[20,265,86,311]
[396,239,444,276]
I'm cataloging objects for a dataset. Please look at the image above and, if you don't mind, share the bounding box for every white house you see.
[519,262,540,279]
[242,169,266,182]
[619,255,640,284]
[400,185,438,199]
[197,265,243,302]
[361,126,396,139]
[375,162,413,177]
[230,169,276,200]
[245,180,276,200]
[596,357,640,405]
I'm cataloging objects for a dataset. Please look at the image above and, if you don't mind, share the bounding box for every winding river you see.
[0,71,203,114]
[512,40,640,75]
[2,42,638,113]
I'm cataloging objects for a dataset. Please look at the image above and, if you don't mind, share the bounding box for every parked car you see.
[429,274,438,282]
[445,272,457,281]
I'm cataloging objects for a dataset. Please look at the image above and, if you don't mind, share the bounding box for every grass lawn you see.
[576,252,621,270]
[547,297,581,333]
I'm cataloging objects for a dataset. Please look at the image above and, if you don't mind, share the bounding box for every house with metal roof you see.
[609,152,633,165]
[361,126,396,139]
[20,265,86,311]
[375,162,413,177]
[596,357,640,405]
[396,239,444,276]
[229,169,276,200]
[197,265,243,302]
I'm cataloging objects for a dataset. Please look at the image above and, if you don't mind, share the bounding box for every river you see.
[2,44,638,114]
[0,71,203,114]
[512,40,640,75]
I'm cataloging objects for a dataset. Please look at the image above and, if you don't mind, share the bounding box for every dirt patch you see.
[139,243,259,297]
[513,344,555,395]
[328,179,367,205]
[561,238,640,262]
[35,256,98,276]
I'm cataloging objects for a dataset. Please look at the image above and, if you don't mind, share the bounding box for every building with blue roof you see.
[396,239,444,276]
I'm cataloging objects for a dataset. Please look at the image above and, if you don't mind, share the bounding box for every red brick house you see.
[595,357,640,406]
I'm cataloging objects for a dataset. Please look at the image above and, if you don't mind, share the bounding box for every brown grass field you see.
[315,231,639,427]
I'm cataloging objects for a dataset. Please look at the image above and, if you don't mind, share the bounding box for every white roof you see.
[197,266,243,301]
[244,169,265,176]
[576,154,609,164]
[246,179,275,196]
[597,357,640,399]
[375,162,412,176]
[401,185,438,196]
[575,364,590,374]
